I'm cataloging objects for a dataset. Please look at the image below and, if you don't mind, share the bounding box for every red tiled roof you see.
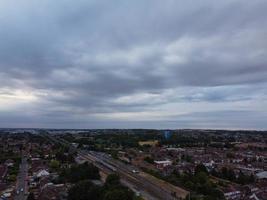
[38,185,66,200]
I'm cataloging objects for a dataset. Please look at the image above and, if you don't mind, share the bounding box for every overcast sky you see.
[0,0,267,129]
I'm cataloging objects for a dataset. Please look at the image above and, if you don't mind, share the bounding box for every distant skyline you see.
[0,0,267,129]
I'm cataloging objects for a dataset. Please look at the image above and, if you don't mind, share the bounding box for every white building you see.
[154,160,172,169]
[36,169,50,178]
[256,171,267,179]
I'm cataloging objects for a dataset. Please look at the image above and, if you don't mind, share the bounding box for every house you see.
[166,147,185,152]
[0,187,13,199]
[4,159,14,167]
[223,190,241,200]
[1,192,11,199]
[39,177,52,189]
[154,160,172,169]
[0,165,7,181]
[71,143,79,148]
[222,186,242,200]
[30,159,48,175]
[118,151,131,163]
[0,183,7,192]
[249,193,260,200]
[203,160,215,171]
[38,184,67,200]
[138,140,159,147]
[36,169,50,178]
[256,171,267,180]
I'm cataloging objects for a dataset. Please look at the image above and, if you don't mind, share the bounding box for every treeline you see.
[211,167,255,185]
[59,162,100,183]
[68,174,139,200]
[56,162,141,200]
[143,164,225,200]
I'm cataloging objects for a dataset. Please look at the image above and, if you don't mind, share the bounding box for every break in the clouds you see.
[0,0,267,129]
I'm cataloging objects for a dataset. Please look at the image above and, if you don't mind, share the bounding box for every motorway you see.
[87,151,188,200]
[80,151,164,200]
[14,157,29,200]
[44,133,188,200]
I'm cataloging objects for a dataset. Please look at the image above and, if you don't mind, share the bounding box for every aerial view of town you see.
[0,0,267,200]
[0,129,266,200]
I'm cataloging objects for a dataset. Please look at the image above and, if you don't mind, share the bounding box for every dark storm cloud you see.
[0,0,267,128]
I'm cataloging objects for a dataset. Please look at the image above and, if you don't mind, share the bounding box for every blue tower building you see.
[164,130,172,139]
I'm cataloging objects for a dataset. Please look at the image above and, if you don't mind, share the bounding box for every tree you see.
[7,174,17,182]
[105,174,121,188]
[236,171,255,185]
[27,192,35,200]
[50,160,60,170]
[104,174,134,200]
[68,180,102,200]
[104,189,134,200]
[195,172,208,185]
[195,164,208,175]
[249,174,255,183]
[221,167,236,181]
[62,162,100,183]
[209,188,225,200]
[111,151,118,160]
[185,181,194,190]
[67,173,136,200]
[226,152,235,159]
[144,156,154,164]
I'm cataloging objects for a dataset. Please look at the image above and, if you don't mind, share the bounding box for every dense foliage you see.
[68,180,102,200]
[211,167,255,185]
[27,192,35,200]
[68,174,136,200]
[143,164,225,200]
[60,162,100,183]
[143,156,154,164]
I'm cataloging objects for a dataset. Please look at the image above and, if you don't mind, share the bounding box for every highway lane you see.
[14,157,28,200]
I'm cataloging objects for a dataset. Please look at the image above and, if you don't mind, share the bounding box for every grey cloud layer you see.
[0,0,267,128]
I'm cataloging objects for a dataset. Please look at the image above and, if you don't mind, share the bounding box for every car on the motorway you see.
[132,169,139,173]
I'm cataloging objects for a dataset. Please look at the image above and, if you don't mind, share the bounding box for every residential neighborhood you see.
[0,129,266,200]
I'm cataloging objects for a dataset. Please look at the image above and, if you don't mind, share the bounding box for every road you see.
[43,133,189,200]
[14,157,28,200]
[88,151,188,200]
[80,151,162,200]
